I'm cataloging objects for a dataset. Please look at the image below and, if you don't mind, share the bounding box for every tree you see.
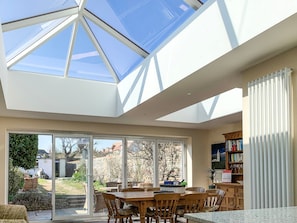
[9,134,38,170]
[126,140,183,183]
[158,142,182,181]
[8,158,24,201]
[60,138,78,161]
[59,137,88,161]
[127,140,154,182]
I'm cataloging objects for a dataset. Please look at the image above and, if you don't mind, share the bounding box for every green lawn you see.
[38,178,107,195]
[38,178,85,195]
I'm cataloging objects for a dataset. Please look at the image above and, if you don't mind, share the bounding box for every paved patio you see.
[27,208,109,222]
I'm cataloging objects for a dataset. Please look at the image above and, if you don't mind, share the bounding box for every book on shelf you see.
[225,139,243,151]
[230,153,243,162]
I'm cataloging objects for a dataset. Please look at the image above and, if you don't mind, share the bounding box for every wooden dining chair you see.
[147,193,180,223]
[146,187,160,192]
[175,193,208,223]
[120,187,145,192]
[204,189,226,211]
[139,182,154,189]
[185,187,206,193]
[119,188,145,216]
[102,192,133,223]
[203,189,225,212]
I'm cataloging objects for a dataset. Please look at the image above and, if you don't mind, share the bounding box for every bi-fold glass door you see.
[8,132,186,222]
[52,135,125,221]
[52,135,92,220]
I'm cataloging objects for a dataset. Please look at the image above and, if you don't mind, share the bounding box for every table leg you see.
[138,201,147,223]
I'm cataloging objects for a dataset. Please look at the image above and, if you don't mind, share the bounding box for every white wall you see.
[38,159,52,179]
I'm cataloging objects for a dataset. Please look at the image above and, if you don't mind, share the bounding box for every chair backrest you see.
[120,187,145,192]
[102,192,133,223]
[203,189,226,211]
[106,181,121,187]
[205,189,226,206]
[205,193,219,208]
[185,187,205,192]
[153,193,180,222]
[146,187,160,192]
[102,192,120,218]
[216,189,226,206]
[183,193,208,214]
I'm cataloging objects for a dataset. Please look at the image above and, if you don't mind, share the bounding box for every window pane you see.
[127,139,154,186]
[93,139,123,184]
[158,141,184,182]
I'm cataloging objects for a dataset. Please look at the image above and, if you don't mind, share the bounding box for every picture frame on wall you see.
[211,142,226,169]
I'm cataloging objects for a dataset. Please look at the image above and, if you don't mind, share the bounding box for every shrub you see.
[71,164,86,182]
[9,134,38,170]
[12,192,52,211]
[8,159,24,201]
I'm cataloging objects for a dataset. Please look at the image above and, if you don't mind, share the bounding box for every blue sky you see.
[38,135,52,152]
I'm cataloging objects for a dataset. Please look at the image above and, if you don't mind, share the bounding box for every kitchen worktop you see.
[185,206,297,223]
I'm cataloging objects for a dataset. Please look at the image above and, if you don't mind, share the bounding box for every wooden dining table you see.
[109,190,201,223]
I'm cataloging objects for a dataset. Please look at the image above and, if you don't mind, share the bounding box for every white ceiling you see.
[1,3,297,129]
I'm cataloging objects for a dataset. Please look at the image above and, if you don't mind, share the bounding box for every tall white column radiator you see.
[248,67,294,209]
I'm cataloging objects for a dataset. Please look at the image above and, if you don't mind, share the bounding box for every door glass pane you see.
[158,141,184,183]
[127,139,154,187]
[54,136,90,218]
[93,138,123,191]
[8,133,53,222]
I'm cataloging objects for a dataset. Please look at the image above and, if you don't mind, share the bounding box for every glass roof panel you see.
[68,23,114,82]
[85,18,144,81]
[1,0,206,83]
[3,17,69,61]
[10,24,73,76]
[0,0,78,23]
[85,0,195,52]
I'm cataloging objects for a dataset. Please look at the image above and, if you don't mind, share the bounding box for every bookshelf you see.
[223,131,243,183]
[215,130,244,211]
